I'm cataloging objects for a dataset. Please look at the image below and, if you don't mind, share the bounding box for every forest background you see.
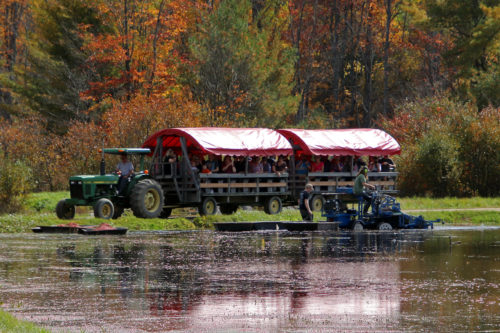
[0,0,499,212]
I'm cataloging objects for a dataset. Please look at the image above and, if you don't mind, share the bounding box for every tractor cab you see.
[57,148,164,220]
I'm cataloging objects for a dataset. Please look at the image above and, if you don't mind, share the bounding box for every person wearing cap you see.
[354,166,375,214]
[298,183,314,221]
[116,153,134,194]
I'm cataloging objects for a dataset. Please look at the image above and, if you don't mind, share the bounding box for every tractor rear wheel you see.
[199,197,217,216]
[94,198,115,219]
[264,196,282,215]
[160,208,172,219]
[377,222,393,231]
[130,179,164,218]
[56,200,75,220]
[220,204,238,215]
[310,195,325,212]
[352,221,364,232]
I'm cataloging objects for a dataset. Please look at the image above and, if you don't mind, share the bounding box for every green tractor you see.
[56,148,164,220]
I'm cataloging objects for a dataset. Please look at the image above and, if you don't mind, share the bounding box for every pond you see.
[0,227,499,332]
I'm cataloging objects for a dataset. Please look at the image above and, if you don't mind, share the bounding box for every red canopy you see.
[277,128,401,156]
[142,127,293,156]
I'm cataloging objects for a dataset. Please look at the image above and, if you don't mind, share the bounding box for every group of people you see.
[295,155,396,174]
[164,149,396,176]
[174,153,291,176]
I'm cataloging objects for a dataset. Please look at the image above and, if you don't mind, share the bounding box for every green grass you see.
[413,211,500,226]
[0,310,50,333]
[0,192,499,233]
[398,196,500,210]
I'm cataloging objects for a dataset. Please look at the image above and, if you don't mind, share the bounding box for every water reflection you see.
[0,229,498,332]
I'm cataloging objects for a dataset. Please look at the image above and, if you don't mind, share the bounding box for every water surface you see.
[0,227,498,332]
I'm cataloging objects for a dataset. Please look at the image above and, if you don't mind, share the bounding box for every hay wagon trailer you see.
[142,128,294,217]
[277,128,401,212]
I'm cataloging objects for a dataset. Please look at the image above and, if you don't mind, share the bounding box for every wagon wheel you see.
[264,196,282,215]
[310,195,325,212]
[377,222,393,231]
[199,197,217,216]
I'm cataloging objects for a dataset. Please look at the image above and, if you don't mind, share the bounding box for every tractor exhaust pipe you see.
[100,140,105,175]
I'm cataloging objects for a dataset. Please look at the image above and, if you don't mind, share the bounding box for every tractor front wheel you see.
[94,198,115,219]
[130,179,164,218]
[56,200,75,220]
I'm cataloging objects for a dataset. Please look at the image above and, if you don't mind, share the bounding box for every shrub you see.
[383,94,500,197]
[396,131,461,197]
[0,156,33,214]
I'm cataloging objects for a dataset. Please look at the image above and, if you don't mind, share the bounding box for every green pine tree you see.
[187,0,298,127]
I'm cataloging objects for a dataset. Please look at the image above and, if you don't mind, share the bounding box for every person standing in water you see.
[299,183,314,221]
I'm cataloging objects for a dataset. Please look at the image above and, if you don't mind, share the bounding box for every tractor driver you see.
[354,166,376,215]
[116,153,134,194]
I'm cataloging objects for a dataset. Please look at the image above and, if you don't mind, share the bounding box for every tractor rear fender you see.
[125,173,152,195]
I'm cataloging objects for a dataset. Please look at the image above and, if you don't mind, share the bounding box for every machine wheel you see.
[377,222,393,231]
[264,196,282,215]
[130,179,164,218]
[112,205,124,219]
[219,204,238,215]
[56,200,76,220]
[94,198,115,219]
[352,221,364,232]
[199,197,218,216]
[159,208,173,219]
[310,195,325,212]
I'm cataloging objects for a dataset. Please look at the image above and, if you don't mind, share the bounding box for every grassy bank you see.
[0,310,50,333]
[398,197,500,210]
[0,192,499,232]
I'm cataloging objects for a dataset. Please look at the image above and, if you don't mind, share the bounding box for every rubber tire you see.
[112,205,124,219]
[130,179,164,218]
[160,208,172,219]
[56,199,76,220]
[352,221,364,232]
[94,198,115,220]
[264,196,282,215]
[377,222,393,231]
[220,204,238,215]
[199,197,217,216]
[310,195,325,212]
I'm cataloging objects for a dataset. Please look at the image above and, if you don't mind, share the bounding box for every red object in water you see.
[277,128,401,156]
[92,223,116,231]
[142,127,293,157]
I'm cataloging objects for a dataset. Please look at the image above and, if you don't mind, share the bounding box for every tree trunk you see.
[123,0,132,100]
[149,0,165,95]
[383,0,392,116]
